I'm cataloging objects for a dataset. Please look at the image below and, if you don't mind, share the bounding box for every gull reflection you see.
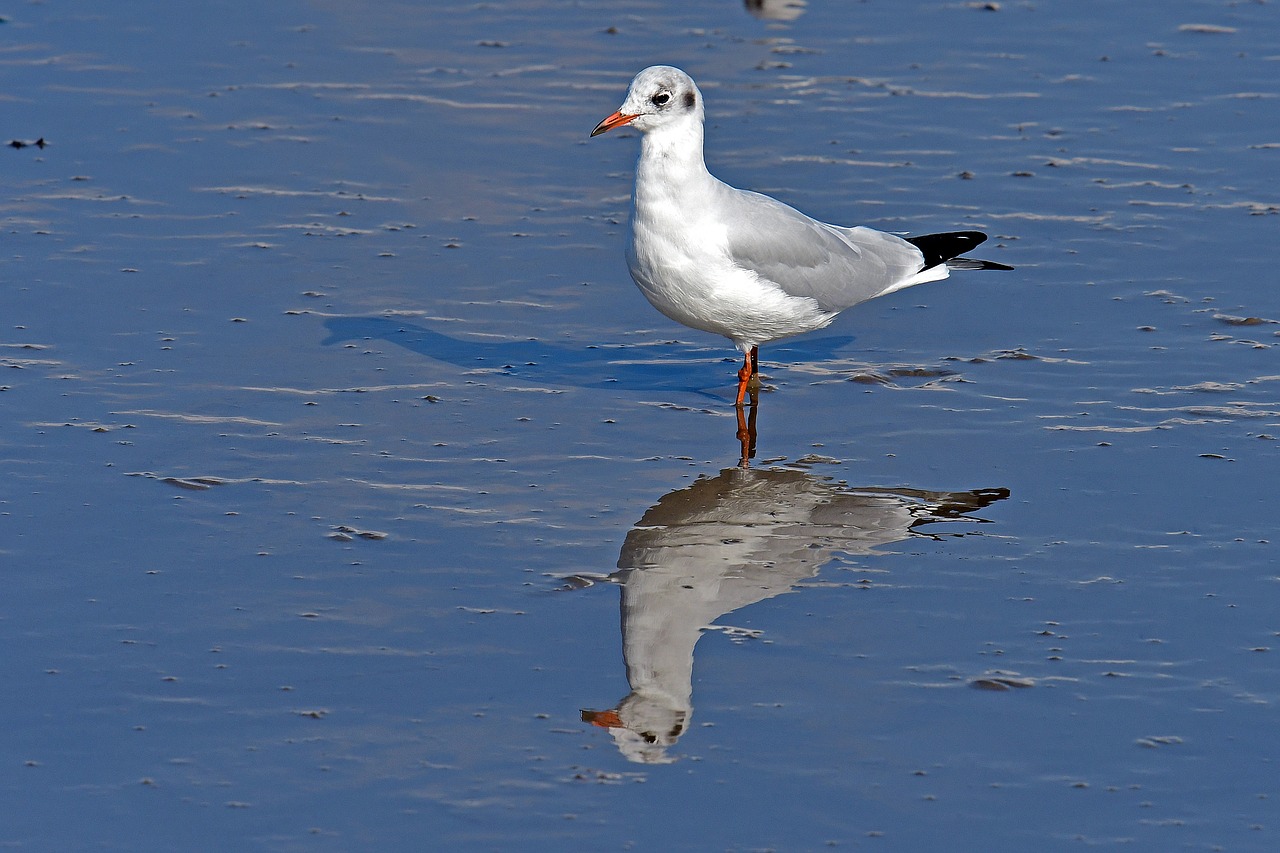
[744,0,807,21]
[576,466,1008,763]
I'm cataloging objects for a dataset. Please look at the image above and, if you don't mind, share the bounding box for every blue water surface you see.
[2,1,1278,850]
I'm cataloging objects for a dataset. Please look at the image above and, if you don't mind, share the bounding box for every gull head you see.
[591,65,703,137]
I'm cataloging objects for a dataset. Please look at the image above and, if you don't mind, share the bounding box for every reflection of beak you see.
[581,708,624,728]
[590,110,638,137]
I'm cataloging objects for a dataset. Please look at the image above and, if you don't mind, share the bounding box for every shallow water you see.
[3,1,1278,850]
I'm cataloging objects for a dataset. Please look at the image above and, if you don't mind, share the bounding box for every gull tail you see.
[906,231,1014,271]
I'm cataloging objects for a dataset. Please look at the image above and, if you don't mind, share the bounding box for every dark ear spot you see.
[683,91,696,109]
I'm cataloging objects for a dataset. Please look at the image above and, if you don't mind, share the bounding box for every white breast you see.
[626,161,834,350]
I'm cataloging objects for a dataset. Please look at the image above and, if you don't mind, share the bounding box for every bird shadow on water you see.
[563,467,1011,764]
[320,315,860,402]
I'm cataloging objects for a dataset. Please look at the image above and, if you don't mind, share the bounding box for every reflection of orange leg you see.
[735,402,758,468]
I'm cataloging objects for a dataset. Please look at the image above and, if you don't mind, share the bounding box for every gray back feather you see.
[714,182,926,312]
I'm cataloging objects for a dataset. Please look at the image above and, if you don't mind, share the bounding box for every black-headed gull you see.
[591,65,1012,405]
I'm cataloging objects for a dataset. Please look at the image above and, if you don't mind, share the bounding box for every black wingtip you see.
[905,231,988,268]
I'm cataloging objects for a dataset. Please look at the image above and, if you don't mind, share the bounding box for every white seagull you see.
[591,65,1012,405]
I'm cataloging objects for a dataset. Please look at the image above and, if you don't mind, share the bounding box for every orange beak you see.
[590,110,638,137]
[581,708,624,728]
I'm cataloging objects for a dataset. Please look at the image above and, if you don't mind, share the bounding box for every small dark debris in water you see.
[123,472,230,490]
[1215,313,1274,326]
[331,524,387,541]
[889,366,955,378]
[159,476,228,491]
[791,453,842,466]
[293,709,328,719]
[1011,171,1035,178]
[957,170,974,179]
[969,1,1000,9]
[603,25,619,34]
[9,137,47,150]
[971,674,1034,690]
[423,394,442,403]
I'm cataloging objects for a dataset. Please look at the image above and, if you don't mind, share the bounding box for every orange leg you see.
[734,346,759,407]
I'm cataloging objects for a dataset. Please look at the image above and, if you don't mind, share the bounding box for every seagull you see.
[591,65,1012,406]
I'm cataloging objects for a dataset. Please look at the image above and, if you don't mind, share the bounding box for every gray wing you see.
[713,181,926,312]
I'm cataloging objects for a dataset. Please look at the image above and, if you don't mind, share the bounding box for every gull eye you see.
[651,91,671,107]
